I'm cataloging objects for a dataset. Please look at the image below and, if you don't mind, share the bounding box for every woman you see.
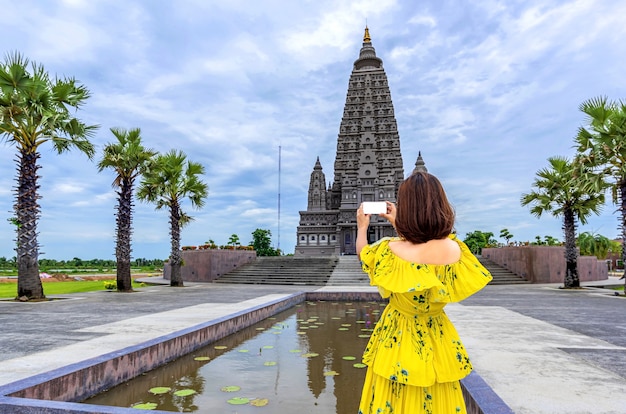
[356,172,492,414]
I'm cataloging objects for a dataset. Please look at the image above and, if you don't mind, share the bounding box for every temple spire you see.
[363,26,371,43]
[413,151,428,174]
[314,156,323,170]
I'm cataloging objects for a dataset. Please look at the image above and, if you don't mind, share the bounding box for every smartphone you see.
[362,201,387,215]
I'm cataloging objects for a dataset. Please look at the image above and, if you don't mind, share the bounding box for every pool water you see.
[84,300,385,413]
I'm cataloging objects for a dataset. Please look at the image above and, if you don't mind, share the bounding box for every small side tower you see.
[296,158,339,255]
[412,151,428,175]
[307,157,327,211]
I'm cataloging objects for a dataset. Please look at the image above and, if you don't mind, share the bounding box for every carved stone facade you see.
[296,27,415,256]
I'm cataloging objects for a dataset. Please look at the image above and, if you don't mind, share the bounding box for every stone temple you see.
[295,27,426,256]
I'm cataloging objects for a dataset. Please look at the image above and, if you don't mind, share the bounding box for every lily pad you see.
[264,361,277,366]
[173,389,196,397]
[194,356,210,361]
[338,327,349,331]
[353,363,367,368]
[250,398,269,406]
[214,345,228,350]
[131,402,158,410]
[342,356,356,360]
[301,352,319,358]
[238,349,250,353]
[324,370,340,376]
[262,345,274,349]
[296,331,306,335]
[358,334,371,338]
[289,349,302,353]
[227,397,250,405]
[148,387,171,395]
[221,385,241,392]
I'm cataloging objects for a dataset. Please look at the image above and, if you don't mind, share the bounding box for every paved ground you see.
[0,277,624,413]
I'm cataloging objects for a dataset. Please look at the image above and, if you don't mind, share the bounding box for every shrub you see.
[103,280,116,290]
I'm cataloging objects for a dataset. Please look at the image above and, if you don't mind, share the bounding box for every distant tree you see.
[499,228,514,245]
[608,239,622,257]
[544,235,561,246]
[530,235,545,245]
[521,156,606,288]
[463,231,496,255]
[0,52,97,300]
[137,150,208,287]
[250,229,280,256]
[228,234,240,248]
[97,127,156,292]
[575,96,626,290]
[577,232,611,259]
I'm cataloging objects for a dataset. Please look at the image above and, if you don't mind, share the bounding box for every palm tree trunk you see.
[563,208,580,288]
[16,150,45,300]
[620,181,626,293]
[115,180,133,292]
[169,202,184,287]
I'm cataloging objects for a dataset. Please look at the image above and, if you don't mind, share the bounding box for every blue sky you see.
[1,0,625,260]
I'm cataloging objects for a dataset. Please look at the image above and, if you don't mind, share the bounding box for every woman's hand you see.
[380,201,397,227]
[356,204,370,230]
[356,204,370,258]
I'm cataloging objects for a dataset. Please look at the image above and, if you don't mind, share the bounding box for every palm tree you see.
[97,127,156,292]
[137,150,208,287]
[0,52,97,300]
[577,232,611,259]
[521,156,606,288]
[575,96,626,290]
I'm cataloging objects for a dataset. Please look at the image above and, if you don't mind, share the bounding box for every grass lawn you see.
[0,279,150,299]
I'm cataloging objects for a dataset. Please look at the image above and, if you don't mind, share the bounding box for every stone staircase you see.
[326,255,370,286]
[478,257,530,285]
[213,256,339,285]
[214,255,530,286]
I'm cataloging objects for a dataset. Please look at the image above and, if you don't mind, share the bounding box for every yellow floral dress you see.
[358,235,492,414]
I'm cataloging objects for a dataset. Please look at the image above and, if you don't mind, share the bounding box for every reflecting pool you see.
[84,300,384,413]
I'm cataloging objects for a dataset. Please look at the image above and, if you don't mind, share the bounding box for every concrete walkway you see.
[0,277,624,413]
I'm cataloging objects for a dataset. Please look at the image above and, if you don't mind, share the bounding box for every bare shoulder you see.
[389,237,461,265]
[425,238,461,263]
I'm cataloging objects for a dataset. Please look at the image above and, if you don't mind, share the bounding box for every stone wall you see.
[482,246,608,283]
[163,249,257,282]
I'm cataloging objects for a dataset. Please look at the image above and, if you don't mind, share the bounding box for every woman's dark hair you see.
[394,172,455,244]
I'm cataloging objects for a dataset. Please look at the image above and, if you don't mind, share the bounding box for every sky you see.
[1,0,625,261]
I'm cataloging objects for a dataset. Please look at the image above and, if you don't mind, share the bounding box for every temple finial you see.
[413,151,428,174]
[363,26,371,43]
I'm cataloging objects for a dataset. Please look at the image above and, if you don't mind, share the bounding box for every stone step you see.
[215,256,339,285]
[478,257,531,285]
[326,256,369,285]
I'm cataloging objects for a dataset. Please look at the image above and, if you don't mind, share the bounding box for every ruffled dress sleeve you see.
[360,235,492,302]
